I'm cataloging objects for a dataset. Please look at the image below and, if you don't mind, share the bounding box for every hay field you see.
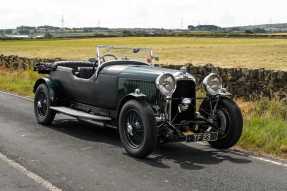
[0,37,287,70]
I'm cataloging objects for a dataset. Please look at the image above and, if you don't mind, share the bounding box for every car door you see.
[50,66,94,105]
[70,72,118,110]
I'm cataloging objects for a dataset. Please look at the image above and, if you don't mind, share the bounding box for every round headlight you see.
[156,73,176,97]
[202,73,223,95]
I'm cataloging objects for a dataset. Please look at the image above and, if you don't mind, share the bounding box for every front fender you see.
[199,96,234,117]
[116,92,148,120]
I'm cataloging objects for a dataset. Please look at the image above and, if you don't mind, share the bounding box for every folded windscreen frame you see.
[96,45,159,65]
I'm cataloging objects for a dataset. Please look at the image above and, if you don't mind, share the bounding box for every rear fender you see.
[33,77,60,104]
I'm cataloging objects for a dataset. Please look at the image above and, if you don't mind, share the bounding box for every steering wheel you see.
[101,54,118,63]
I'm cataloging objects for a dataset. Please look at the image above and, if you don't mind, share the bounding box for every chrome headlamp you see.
[202,73,223,95]
[156,73,176,97]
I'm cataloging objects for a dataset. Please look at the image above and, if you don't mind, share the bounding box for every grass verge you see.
[0,67,40,96]
[238,99,287,158]
[0,68,286,158]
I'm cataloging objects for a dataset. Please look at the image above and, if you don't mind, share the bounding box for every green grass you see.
[240,117,287,155]
[1,37,287,70]
[0,68,40,96]
[238,99,287,157]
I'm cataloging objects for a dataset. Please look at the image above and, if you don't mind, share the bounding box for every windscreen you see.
[97,46,158,64]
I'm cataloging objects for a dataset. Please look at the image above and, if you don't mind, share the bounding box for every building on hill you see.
[37,25,61,33]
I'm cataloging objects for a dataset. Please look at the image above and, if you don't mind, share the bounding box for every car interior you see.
[52,59,150,80]
[53,61,97,79]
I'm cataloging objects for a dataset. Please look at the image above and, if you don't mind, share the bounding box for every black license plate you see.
[185,132,218,142]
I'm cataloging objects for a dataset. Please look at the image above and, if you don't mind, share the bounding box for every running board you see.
[50,106,112,121]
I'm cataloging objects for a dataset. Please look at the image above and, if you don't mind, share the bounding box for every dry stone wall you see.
[0,54,286,100]
[0,55,61,70]
[165,64,287,100]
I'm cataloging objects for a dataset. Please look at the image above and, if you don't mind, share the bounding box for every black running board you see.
[50,106,112,121]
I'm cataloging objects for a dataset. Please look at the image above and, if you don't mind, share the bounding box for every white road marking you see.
[0,152,62,191]
[250,156,287,167]
[191,142,287,168]
[0,90,287,169]
[0,90,33,102]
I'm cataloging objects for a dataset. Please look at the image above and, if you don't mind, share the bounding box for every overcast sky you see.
[1,0,287,29]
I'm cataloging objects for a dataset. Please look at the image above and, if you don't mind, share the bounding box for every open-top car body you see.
[33,46,243,158]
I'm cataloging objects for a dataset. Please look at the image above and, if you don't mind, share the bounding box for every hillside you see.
[225,23,287,32]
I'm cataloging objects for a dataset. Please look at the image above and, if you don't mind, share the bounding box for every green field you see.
[1,37,287,70]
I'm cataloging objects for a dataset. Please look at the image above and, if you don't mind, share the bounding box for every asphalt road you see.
[0,92,286,191]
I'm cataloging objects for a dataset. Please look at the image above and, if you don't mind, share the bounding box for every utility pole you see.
[180,17,184,29]
[61,15,65,30]
[269,18,273,33]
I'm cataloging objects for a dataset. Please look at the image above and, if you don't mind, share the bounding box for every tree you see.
[122,30,134,37]
[245,30,254,34]
[44,32,53,39]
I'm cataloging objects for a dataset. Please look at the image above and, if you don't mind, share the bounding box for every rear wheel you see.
[119,100,157,158]
[34,84,56,125]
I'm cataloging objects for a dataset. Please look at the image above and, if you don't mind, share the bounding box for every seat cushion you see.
[74,66,95,79]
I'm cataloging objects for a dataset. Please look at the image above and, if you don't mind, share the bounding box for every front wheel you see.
[119,100,157,158]
[206,98,243,149]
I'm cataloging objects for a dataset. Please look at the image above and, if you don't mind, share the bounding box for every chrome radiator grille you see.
[171,80,196,122]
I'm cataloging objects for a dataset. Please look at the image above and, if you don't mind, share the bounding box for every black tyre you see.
[119,100,157,158]
[209,98,243,149]
[34,84,56,125]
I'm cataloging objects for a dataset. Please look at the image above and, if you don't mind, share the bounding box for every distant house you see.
[37,25,61,33]
[32,34,45,39]
[4,34,31,39]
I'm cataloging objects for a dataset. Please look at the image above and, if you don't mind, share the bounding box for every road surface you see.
[0,92,286,191]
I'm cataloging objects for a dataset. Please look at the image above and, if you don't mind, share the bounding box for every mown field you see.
[0,37,287,70]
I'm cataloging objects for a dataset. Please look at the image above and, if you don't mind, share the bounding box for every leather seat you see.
[74,67,95,79]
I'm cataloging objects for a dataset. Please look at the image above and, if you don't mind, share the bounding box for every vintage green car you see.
[33,46,243,158]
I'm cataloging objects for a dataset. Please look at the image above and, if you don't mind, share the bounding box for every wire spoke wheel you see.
[119,100,157,158]
[36,91,48,117]
[124,109,145,148]
[34,84,56,125]
[207,99,243,149]
[215,108,230,138]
